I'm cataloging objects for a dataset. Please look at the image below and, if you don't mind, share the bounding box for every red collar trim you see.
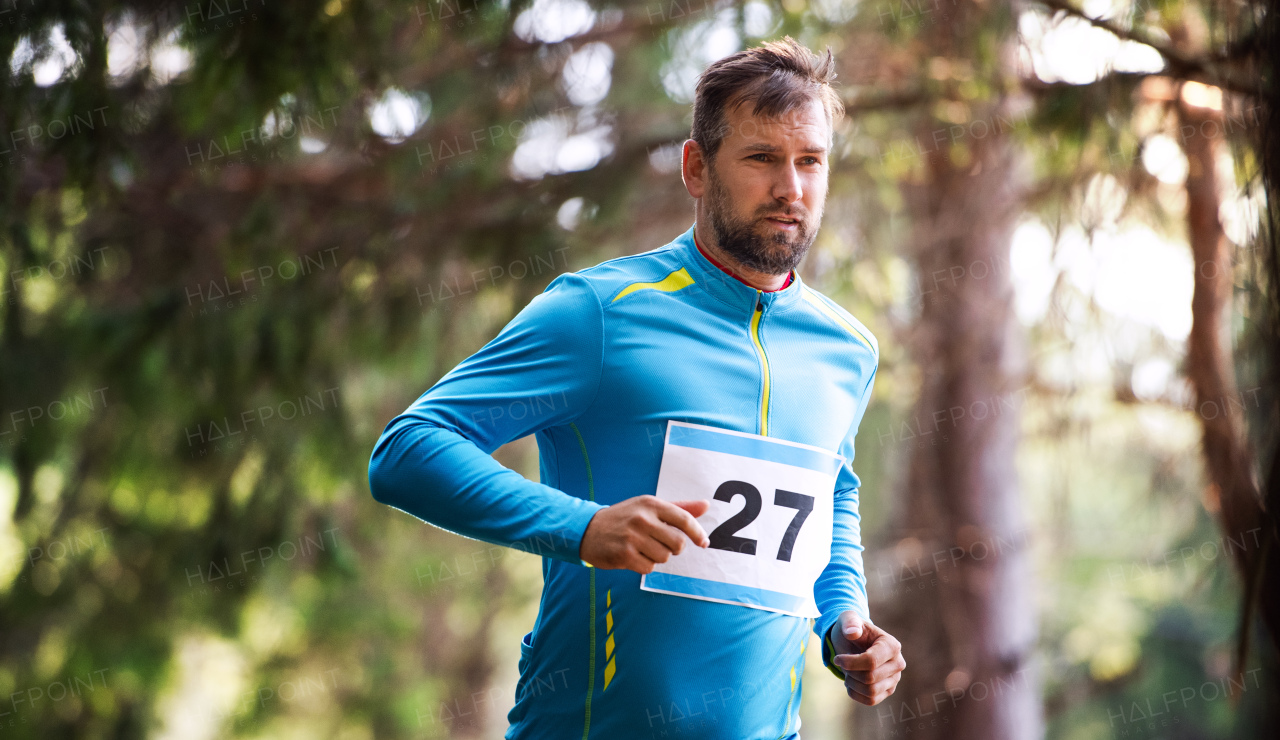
[693,231,794,292]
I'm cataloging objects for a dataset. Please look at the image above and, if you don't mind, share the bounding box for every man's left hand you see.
[829,611,906,706]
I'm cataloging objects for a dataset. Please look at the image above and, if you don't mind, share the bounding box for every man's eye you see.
[750,154,769,161]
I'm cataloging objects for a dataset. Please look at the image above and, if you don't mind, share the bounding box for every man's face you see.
[701,96,830,275]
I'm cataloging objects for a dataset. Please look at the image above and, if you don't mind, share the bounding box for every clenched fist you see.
[830,611,906,706]
[579,495,710,573]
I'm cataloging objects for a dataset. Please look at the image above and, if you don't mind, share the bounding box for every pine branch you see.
[1031,0,1257,97]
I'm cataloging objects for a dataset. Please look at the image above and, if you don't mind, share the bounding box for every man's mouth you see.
[764,216,800,229]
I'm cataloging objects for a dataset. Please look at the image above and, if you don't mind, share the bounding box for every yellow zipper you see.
[749,292,771,436]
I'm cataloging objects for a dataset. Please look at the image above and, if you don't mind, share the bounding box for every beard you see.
[703,161,819,276]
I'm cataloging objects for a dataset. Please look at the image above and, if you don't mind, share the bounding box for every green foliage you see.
[0,0,1271,737]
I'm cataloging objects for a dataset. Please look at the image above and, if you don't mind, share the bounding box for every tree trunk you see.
[1178,93,1270,666]
[859,2,1042,738]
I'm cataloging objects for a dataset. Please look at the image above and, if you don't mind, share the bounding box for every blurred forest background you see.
[2,0,1278,738]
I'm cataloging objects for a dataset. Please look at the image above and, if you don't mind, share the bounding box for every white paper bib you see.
[639,420,844,617]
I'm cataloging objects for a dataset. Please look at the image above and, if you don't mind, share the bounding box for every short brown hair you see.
[691,36,845,163]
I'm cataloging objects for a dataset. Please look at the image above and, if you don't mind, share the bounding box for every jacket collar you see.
[674,222,804,314]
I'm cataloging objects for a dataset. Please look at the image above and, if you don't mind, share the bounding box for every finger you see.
[846,671,901,696]
[867,676,900,702]
[847,675,899,703]
[643,517,686,556]
[834,652,868,673]
[864,636,895,667]
[836,637,895,672]
[836,652,880,674]
[659,500,710,547]
[846,684,875,706]
[626,549,659,574]
[671,499,710,518]
[845,654,906,684]
[840,612,865,642]
[633,536,673,566]
[845,678,873,699]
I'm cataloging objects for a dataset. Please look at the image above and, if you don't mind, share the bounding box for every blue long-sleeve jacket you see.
[369,223,879,739]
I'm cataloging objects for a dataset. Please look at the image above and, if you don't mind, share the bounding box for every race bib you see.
[639,420,844,618]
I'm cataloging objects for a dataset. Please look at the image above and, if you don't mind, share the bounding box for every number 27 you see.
[706,481,813,561]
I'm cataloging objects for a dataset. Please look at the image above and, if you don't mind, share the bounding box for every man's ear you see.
[682,139,707,199]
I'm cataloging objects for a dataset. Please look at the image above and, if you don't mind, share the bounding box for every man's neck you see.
[693,225,792,292]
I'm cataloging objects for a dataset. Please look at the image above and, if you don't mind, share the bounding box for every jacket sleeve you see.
[813,362,879,679]
[367,271,607,565]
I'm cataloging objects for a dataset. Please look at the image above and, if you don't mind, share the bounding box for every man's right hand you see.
[579,496,710,573]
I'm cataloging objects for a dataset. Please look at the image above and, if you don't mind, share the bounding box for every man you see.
[369,36,905,739]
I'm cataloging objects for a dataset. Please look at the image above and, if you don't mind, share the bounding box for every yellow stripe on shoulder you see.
[801,287,876,356]
[610,267,696,302]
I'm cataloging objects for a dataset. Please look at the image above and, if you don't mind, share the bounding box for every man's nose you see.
[772,162,803,204]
